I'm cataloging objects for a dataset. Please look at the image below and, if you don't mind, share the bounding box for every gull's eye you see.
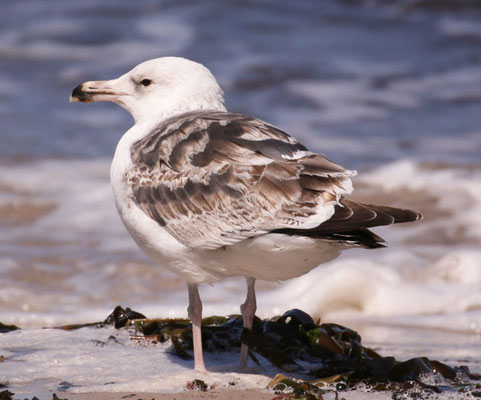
[141,78,152,87]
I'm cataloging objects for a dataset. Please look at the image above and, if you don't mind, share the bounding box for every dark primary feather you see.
[273,199,422,248]
[315,229,386,249]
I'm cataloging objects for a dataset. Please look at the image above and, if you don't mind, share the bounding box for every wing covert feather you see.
[127,111,355,249]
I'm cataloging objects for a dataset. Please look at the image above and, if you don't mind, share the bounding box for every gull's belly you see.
[194,233,344,281]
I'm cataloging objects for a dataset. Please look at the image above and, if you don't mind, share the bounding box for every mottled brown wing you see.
[127,111,356,249]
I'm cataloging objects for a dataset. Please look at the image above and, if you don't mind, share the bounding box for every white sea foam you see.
[392,67,481,104]
[0,327,273,397]
[439,17,481,40]
[0,319,478,399]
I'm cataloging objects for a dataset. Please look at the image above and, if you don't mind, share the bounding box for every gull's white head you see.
[70,57,226,124]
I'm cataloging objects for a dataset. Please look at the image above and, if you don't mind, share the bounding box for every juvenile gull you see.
[70,57,421,372]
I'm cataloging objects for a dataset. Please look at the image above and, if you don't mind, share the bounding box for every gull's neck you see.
[127,86,227,130]
[143,101,227,126]
[133,101,227,140]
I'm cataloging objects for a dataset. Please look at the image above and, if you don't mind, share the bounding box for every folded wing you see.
[127,111,356,249]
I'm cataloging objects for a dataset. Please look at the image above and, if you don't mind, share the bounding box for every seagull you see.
[70,57,421,372]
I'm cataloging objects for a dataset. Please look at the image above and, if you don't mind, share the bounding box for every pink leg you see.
[187,282,206,372]
[239,277,256,369]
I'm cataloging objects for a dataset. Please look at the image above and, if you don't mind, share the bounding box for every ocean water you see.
[0,0,480,397]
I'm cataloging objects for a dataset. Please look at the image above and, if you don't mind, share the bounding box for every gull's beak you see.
[70,80,121,103]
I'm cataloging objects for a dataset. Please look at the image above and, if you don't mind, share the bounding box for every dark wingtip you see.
[364,204,423,224]
[396,208,423,223]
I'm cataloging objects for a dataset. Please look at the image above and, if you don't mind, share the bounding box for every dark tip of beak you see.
[70,84,92,103]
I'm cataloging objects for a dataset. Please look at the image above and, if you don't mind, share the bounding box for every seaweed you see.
[100,306,147,329]
[55,306,480,397]
[55,305,146,330]
[185,379,208,391]
[0,323,19,333]
[0,391,14,400]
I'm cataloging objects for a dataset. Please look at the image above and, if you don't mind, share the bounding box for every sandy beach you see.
[66,389,275,400]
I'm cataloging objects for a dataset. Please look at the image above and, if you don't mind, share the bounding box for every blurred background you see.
[0,0,480,366]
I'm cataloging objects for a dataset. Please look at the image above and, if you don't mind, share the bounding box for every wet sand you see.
[66,389,275,400]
